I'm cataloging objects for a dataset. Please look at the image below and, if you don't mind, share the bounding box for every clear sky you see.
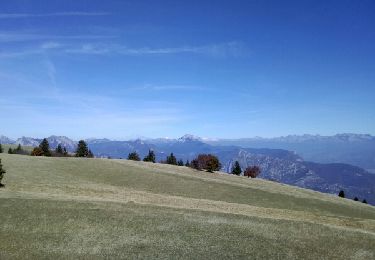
[0,0,374,140]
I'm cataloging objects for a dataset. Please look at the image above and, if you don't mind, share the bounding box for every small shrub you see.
[244,166,261,178]
[338,190,345,198]
[128,152,140,161]
[31,147,44,156]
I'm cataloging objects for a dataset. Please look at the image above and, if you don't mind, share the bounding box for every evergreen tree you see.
[143,150,156,163]
[0,158,6,187]
[75,140,89,157]
[8,148,13,154]
[87,149,94,158]
[231,161,242,175]
[55,144,63,154]
[185,160,190,167]
[338,190,345,198]
[354,197,359,201]
[177,159,184,166]
[190,159,200,170]
[0,143,3,153]
[128,152,140,161]
[16,144,22,152]
[63,147,68,156]
[362,199,367,204]
[166,153,177,165]
[39,138,51,156]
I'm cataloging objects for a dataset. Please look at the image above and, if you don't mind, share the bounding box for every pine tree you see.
[177,159,184,166]
[39,138,51,156]
[75,140,89,157]
[128,152,140,161]
[354,197,359,201]
[338,190,345,198]
[16,144,22,152]
[55,144,63,154]
[231,161,242,175]
[87,149,94,158]
[0,158,6,187]
[143,150,156,163]
[185,160,190,167]
[8,148,13,154]
[166,153,177,165]
[0,143,3,153]
[362,199,367,204]
[63,147,68,156]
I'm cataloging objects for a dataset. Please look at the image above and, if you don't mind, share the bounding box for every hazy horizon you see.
[2,132,374,142]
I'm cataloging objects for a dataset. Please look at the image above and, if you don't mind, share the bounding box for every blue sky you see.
[0,0,374,140]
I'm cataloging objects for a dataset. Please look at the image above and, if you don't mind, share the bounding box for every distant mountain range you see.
[2,136,77,152]
[205,134,375,172]
[1,133,374,204]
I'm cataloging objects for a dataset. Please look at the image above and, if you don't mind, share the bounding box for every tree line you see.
[30,139,94,158]
[338,190,367,204]
[0,139,94,158]
[127,150,261,177]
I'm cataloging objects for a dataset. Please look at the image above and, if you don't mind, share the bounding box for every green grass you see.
[0,153,374,259]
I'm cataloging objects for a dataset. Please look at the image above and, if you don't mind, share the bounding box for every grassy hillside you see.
[0,153,374,259]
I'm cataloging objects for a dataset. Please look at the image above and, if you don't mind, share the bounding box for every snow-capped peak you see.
[178,134,202,142]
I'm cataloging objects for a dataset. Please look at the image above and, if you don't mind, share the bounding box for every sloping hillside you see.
[0,154,374,259]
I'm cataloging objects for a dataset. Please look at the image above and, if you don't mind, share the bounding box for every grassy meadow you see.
[0,153,374,259]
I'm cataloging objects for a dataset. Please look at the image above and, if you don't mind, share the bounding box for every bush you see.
[190,154,221,172]
[244,166,261,178]
[338,190,345,198]
[0,143,3,153]
[128,152,140,161]
[31,147,44,156]
[362,199,367,204]
[353,197,359,201]
[127,152,139,161]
